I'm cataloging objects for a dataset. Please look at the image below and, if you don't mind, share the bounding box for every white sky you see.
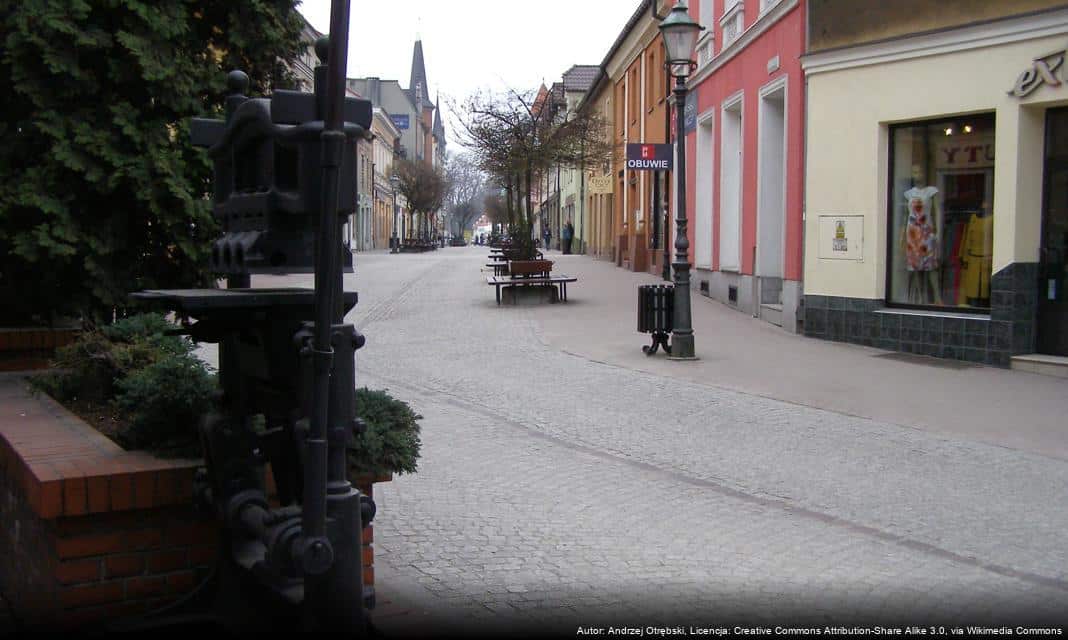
[296,0,643,150]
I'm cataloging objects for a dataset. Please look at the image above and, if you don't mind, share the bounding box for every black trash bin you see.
[637,284,674,355]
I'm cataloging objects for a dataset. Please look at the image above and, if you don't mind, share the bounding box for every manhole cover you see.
[873,352,979,370]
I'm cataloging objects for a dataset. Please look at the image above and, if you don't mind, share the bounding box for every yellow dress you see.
[958,212,993,304]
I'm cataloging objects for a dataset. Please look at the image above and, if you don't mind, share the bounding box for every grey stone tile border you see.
[802,262,1039,369]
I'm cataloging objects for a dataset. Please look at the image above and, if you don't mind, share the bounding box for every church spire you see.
[409,39,429,104]
[433,92,445,139]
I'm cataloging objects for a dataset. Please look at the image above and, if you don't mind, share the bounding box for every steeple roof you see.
[409,39,429,105]
[433,92,445,139]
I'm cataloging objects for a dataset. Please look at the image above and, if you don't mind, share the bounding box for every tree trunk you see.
[505,178,515,230]
[525,164,533,232]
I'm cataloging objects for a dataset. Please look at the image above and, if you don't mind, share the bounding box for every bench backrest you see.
[508,260,553,276]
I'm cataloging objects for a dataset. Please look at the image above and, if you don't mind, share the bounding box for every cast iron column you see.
[669,75,696,360]
[303,0,364,632]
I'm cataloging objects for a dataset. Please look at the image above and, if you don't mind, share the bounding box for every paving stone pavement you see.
[258,247,1067,635]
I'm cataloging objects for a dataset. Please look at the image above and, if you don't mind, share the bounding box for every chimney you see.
[368,77,380,105]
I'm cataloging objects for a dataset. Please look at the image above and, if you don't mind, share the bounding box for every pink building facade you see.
[682,0,806,331]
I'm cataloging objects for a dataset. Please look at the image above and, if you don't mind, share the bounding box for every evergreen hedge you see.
[0,0,305,325]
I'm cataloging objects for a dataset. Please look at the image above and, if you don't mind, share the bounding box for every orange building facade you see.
[602,4,673,276]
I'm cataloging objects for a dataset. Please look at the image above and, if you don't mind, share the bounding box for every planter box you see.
[0,327,79,372]
[0,373,396,626]
[0,374,213,630]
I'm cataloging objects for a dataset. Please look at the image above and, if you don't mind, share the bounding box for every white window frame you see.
[759,0,781,14]
[720,1,745,49]
[695,30,716,70]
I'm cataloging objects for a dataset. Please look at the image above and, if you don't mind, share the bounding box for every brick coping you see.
[0,374,200,520]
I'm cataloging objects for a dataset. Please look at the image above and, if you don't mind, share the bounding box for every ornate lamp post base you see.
[667,354,698,361]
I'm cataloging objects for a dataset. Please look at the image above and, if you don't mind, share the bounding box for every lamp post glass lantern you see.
[389,173,400,253]
[659,2,701,360]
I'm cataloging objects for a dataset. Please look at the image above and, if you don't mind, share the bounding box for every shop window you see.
[887,115,995,310]
[630,68,639,125]
[646,50,654,110]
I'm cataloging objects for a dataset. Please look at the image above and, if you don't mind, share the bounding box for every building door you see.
[1039,108,1068,356]
[719,98,743,272]
[695,116,714,269]
[757,82,786,304]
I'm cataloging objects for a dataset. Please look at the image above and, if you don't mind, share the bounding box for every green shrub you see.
[32,312,215,457]
[349,388,422,477]
[113,354,215,458]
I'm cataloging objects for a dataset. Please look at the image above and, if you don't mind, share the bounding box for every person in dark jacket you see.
[562,219,574,254]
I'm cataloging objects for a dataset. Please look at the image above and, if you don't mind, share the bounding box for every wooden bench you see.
[493,250,544,262]
[507,259,553,277]
[486,262,509,276]
[486,274,578,305]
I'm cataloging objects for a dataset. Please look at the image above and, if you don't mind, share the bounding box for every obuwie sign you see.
[626,143,673,171]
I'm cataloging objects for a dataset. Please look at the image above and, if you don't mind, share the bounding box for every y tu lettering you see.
[941,144,995,166]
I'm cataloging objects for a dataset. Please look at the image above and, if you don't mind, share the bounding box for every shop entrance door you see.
[1039,108,1068,356]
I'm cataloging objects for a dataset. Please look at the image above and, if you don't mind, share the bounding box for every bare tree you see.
[394,156,447,242]
[482,190,508,233]
[444,152,487,238]
[450,88,611,258]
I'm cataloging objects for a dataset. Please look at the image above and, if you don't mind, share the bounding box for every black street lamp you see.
[389,173,400,253]
[659,2,701,360]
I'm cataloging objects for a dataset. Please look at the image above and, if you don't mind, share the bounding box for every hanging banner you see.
[625,143,673,171]
[684,91,698,134]
[588,175,613,194]
[390,114,410,130]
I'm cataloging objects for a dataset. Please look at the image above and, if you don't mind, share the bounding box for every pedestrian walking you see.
[562,220,574,254]
[543,225,551,251]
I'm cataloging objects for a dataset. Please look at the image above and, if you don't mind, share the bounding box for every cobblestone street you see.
[263,246,1068,634]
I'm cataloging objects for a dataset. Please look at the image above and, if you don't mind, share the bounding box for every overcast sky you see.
[296,0,643,150]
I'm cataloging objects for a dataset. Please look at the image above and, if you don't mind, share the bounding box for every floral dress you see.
[903,186,940,271]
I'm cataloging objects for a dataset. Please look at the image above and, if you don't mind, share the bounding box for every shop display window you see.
[887,115,995,310]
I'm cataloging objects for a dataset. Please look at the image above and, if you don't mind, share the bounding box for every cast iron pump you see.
[128,2,374,632]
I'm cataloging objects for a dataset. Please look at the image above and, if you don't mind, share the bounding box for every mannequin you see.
[957,200,994,307]
[902,165,942,304]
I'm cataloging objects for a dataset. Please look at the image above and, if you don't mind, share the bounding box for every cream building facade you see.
[802,3,1068,367]
[371,108,401,250]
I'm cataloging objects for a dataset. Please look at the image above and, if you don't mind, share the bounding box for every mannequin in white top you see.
[901,165,942,305]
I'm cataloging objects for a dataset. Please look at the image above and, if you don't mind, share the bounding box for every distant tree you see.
[482,191,508,233]
[452,88,611,258]
[0,1,305,325]
[393,156,447,241]
[444,152,486,237]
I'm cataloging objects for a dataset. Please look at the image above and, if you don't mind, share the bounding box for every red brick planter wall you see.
[0,328,79,372]
[0,374,391,628]
[0,375,215,630]
[355,474,391,606]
